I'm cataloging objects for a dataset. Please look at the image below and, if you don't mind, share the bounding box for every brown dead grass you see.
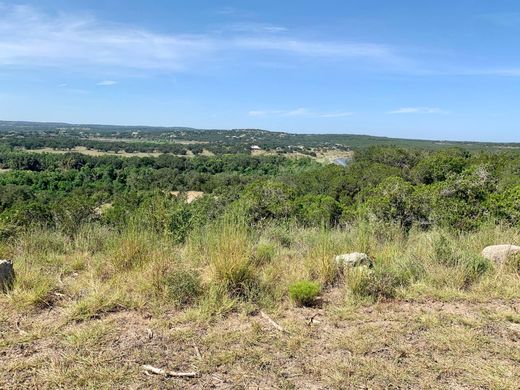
[1,291,519,389]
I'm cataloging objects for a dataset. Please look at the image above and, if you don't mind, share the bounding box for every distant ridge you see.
[0,120,519,149]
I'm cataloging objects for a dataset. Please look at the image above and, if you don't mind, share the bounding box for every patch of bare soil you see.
[170,191,205,203]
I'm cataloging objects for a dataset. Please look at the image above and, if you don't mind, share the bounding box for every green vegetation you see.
[289,280,321,306]
[1,123,520,388]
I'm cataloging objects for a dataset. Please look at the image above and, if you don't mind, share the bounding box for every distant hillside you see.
[0,120,519,151]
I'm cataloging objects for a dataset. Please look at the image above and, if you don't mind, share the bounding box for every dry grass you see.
[1,222,519,388]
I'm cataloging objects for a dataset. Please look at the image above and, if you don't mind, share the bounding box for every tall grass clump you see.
[346,255,422,301]
[200,218,260,299]
[304,228,344,286]
[73,224,115,254]
[107,229,156,271]
[145,256,202,308]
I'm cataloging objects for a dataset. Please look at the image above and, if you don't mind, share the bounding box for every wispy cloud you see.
[0,4,216,71]
[97,80,117,86]
[0,4,400,74]
[459,68,520,77]
[235,38,393,59]
[387,107,448,114]
[216,6,237,15]
[249,108,353,118]
[225,22,288,34]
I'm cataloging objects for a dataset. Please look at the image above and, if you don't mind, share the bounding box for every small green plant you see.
[289,280,321,307]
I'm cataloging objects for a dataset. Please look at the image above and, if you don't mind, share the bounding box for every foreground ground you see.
[1,223,520,389]
[2,293,519,389]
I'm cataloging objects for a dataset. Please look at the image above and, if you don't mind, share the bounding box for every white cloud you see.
[0,4,400,74]
[0,4,215,71]
[235,38,393,59]
[97,80,117,86]
[249,108,353,118]
[387,107,448,114]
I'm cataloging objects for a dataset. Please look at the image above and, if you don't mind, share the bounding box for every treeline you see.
[0,133,341,155]
[0,146,519,240]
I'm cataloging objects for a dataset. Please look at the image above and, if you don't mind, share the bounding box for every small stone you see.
[482,245,520,265]
[0,259,15,293]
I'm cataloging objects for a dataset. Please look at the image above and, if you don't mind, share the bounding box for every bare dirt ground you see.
[1,291,519,389]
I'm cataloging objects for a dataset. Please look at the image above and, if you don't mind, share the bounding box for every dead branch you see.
[260,310,289,334]
[142,364,198,378]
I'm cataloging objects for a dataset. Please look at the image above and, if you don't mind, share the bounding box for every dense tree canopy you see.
[1,144,519,239]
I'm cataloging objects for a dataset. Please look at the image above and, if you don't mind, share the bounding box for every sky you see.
[1,1,520,141]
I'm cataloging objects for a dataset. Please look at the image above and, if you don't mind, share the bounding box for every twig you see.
[260,311,289,334]
[142,365,198,378]
[307,313,321,326]
[193,344,202,360]
[15,318,27,335]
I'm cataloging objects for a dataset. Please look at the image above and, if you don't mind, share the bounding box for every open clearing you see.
[23,147,216,158]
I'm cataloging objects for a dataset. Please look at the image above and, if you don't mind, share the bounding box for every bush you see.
[289,280,321,307]
[295,194,343,227]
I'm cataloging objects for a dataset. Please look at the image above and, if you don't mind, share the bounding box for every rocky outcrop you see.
[0,259,15,292]
[482,245,520,264]
[335,252,372,268]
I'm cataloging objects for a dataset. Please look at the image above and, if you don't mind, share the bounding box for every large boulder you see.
[335,252,372,268]
[0,259,15,292]
[482,245,520,265]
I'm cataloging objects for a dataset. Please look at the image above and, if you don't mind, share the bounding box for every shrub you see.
[289,280,321,307]
[295,194,343,227]
[242,180,296,222]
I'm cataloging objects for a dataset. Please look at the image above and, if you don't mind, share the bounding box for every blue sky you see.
[1,1,520,141]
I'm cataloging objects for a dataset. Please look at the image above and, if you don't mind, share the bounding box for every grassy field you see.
[23,146,219,158]
[1,221,519,389]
